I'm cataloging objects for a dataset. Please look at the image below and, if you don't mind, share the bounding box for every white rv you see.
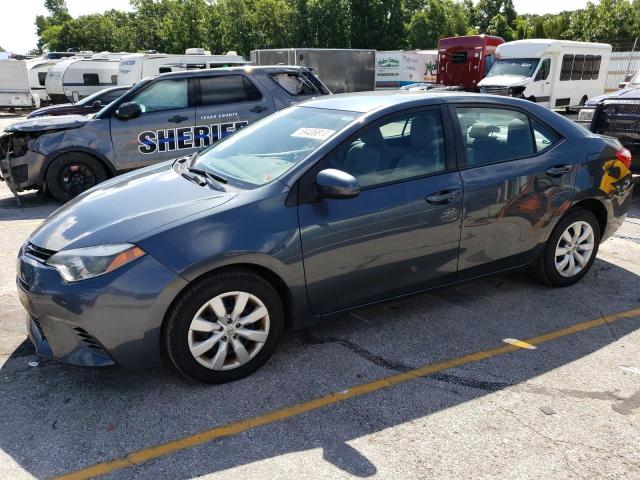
[478,39,612,109]
[26,58,59,104]
[117,49,248,86]
[0,60,39,109]
[45,52,128,104]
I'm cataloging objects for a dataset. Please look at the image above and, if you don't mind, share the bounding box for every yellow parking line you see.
[53,306,640,480]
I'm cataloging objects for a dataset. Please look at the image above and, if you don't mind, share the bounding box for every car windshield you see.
[192,106,358,188]
[486,58,540,78]
[630,71,640,86]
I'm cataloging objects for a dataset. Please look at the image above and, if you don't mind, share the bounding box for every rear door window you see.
[198,75,262,106]
[271,73,316,96]
[455,107,561,167]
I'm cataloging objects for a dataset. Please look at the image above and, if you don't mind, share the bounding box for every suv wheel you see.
[164,270,284,383]
[531,207,600,287]
[46,152,107,202]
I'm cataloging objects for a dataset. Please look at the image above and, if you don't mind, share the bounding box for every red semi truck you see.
[436,35,504,91]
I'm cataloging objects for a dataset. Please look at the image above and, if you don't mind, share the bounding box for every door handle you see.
[426,189,462,205]
[168,115,188,123]
[250,106,268,113]
[546,164,571,177]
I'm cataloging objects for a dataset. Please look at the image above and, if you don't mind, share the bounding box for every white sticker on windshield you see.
[291,128,335,140]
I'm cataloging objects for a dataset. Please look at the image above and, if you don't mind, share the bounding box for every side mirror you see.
[316,169,360,199]
[91,100,102,109]
[114,101,142,120]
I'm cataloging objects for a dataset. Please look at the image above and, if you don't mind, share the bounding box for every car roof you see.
[151,65,310,81]
[298,90,485,113]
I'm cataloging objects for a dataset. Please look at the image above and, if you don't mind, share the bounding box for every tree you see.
[486,12,515,41]
[475,0,516,32]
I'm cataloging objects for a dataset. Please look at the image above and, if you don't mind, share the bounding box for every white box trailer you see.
[375,50,438,89]
[250,48,376,93]
[0,60,39,109]
[45,52,128,104]
[478,39,612,109]
[116,50,248,86]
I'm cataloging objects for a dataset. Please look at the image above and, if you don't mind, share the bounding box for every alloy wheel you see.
[187,291,270,370]
[554,220,595,278]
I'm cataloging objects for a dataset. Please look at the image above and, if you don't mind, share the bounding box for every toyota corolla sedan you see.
[17,92,634,383]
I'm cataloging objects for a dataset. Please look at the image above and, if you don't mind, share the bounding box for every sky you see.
[1,0,592,55]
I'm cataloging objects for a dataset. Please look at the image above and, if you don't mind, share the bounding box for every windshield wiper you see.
[181,169,207,186]
[188,166,228,184]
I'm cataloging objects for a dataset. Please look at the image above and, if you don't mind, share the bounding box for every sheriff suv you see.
[0,66,331,202]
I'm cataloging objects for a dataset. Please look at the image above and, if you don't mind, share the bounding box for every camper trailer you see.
[117,49,248,86]
[478,39,612,109]
[0,60,39,109]
[26,58,59,104]
[251,48,375,93]
[375,50,438,89]
[45,53,127,104]
[437,35,504,90]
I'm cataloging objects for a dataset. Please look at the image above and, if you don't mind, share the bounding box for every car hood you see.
[585,87,640,106]
[6,114,89,133]
[29,162,236,252]
[28,103,75,117]
[478,75,529,87]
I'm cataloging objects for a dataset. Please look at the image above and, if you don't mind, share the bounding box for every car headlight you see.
[508,86,525,97]
[577,108,595,122]
[46,243,145,282]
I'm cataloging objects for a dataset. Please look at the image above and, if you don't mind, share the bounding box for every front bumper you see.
[17,248,188,368]
[0,133,46,193]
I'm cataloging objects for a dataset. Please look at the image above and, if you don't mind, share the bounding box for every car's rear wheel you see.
[164,270,284,383]
[531,207,600,287]
[46,152,107,202]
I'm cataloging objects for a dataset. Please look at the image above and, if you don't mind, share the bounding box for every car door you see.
[297,107,464,315]
[193,73,275,145]
[110,76,196,169]
[532,57,552,107]
[452,104,574,279]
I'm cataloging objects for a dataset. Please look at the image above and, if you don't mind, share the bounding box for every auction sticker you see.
[291,128,335,140]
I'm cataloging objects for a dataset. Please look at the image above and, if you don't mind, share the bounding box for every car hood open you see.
[29,162,236,252]
[6,114,89,133]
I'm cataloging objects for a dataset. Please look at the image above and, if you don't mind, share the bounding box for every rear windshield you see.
[192,106,357,188]
[486,58,540,78]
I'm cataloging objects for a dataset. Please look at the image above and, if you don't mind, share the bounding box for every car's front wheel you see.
[46,152,108,202]
[532,207,600,287]
[164,270,284,383]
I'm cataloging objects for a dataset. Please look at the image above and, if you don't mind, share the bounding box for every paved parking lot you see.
[1,113,640,480]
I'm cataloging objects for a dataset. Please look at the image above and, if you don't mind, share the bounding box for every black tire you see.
[45,152,108,203]
[531,207,600,287]
[164,269,284,384]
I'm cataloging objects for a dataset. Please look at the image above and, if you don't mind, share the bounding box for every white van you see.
[0,60,39,109]
[117,49,248,86]
[45,52,128,103]
[478,39,612,109]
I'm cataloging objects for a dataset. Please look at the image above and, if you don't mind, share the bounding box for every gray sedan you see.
[17,92,634,383]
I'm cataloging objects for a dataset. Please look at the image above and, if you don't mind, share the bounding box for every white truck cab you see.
[478,39,612,109]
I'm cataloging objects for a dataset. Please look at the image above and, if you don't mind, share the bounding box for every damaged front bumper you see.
[0,132,47,200]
